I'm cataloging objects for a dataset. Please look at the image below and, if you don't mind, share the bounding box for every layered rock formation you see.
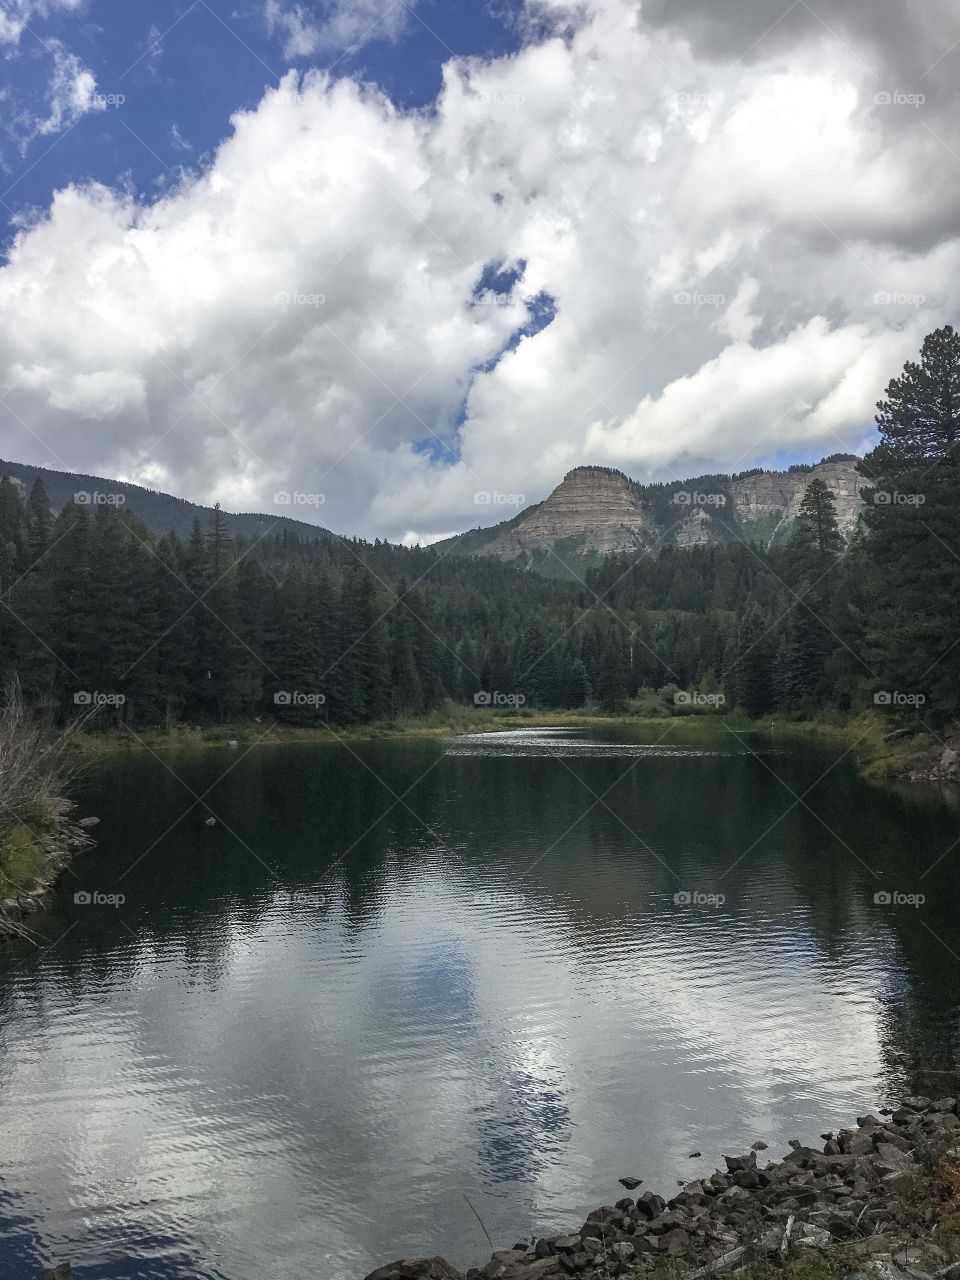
[445,459,867,565]
[730,460,868,541]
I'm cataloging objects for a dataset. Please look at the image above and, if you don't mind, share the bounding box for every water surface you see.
[1,723,958,1279]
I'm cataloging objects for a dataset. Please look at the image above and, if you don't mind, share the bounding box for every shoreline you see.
[0,800,94,942]
[67,707,955,787]
[363,1093,960,1280]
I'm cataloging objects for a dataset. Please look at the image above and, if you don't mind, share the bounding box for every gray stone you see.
[553,1236,582,1253]
[723,1151,757,1173]
[795,1224,833,1248]
[634,1192,666,1220]
[364,1259,465,1280]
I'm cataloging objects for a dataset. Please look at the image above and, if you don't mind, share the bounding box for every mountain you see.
[0,459,334,544]
[439,457,867,569]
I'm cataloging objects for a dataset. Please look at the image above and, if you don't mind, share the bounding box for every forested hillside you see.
[1,327,958,732]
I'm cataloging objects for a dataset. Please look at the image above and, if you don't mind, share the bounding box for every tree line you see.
[1,326,958,730]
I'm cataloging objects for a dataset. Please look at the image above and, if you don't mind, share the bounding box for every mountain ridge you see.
[0,459,334,545]
[439,455,866,569]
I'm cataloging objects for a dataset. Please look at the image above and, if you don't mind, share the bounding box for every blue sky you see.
[0,0,955,540]
[1,0,524,239]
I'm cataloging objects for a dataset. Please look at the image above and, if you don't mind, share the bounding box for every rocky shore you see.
[0,803,95,942]
[364,1095,960,1280]
[903,743,960,786]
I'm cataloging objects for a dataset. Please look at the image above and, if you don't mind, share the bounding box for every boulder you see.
[553,1236,582,1253]
[634,1192,666,1220]
[795,1224,833,1248]
[724,1151,757,1174]
[364,1259,465,1280]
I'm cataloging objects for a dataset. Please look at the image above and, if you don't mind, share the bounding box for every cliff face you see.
[730,460,868,539]
[473,468,649,561]
[449,459,865,564]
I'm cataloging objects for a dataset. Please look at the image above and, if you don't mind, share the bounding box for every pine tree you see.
[858,326,960,720]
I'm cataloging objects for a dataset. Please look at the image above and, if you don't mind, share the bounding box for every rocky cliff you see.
[442,458,866,567]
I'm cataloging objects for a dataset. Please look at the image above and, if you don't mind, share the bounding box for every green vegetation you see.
[0,682,88,931]
[0,328,957,769]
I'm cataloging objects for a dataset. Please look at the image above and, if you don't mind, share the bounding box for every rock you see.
[839,1130,876,1156]
[648,1211,687,1234]
[875,1143,913,1168]
[900,1097,933,1114]
[939,747,959,776]
[660,1229,691,1256]
[363,1259,465,1280]
[204,816,217,826]
[41,1268,72,1280]
[795,1224,833,1248]
[618,1176,642,1190]
[689,1151,702,1158]
[893,1247,927,1268]
[822,1132,835,1141]
[553,1236,581,1253]
[487,1250,527,1269]
[723,1151,757,1173]
[867,1261,911,1280]
[614,1197,634,1211]
[751,1141,768,1150]
[635,1192,666,1220]
[77,816,100,827]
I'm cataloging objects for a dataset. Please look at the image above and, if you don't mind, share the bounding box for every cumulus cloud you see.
[1,0,959,540]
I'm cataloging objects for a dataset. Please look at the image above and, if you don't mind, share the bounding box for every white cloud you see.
[30,39,104,139]
[1,0,958,540]
[264,0,412,58]
[0,0,83,46]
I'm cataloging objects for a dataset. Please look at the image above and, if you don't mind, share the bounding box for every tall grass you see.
[0,681,93,938]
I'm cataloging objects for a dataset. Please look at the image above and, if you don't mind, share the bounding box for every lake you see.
[1,722,958,1280]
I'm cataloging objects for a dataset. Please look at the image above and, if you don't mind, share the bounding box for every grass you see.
[65,699,953,793]
[0,681,90,921]
[0,823,49,896]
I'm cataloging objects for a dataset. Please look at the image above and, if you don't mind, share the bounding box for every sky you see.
[0,0,958,543]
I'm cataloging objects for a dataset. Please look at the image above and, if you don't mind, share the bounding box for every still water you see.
[1,723,958,1279]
